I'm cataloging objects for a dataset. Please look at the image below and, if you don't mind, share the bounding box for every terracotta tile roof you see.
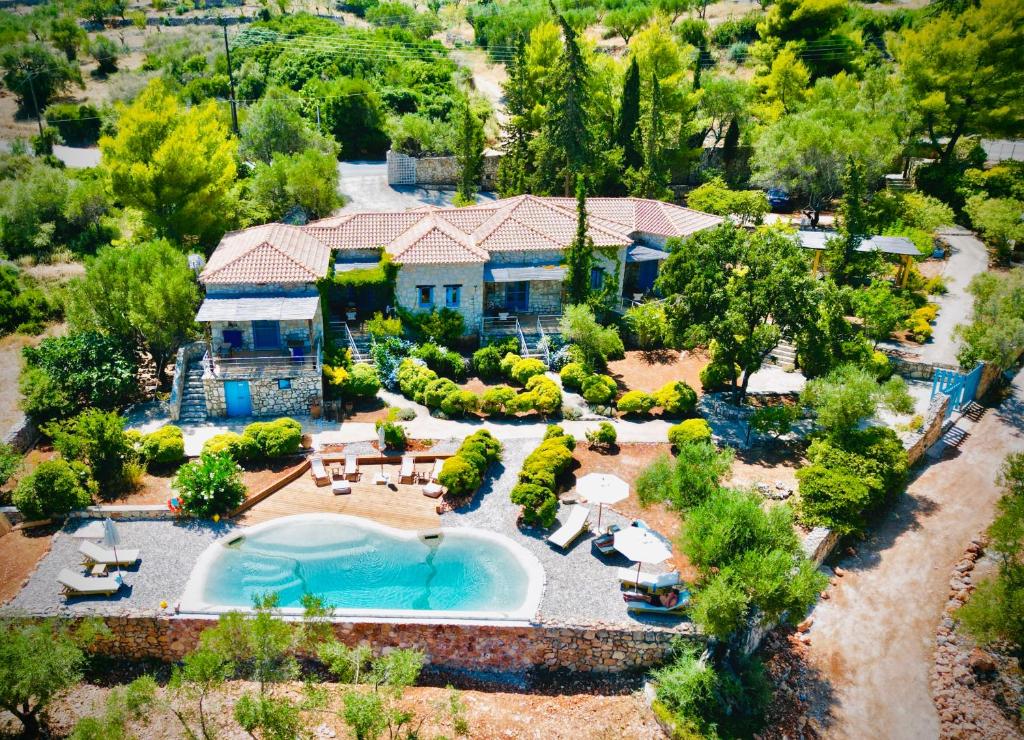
[207,197,721,280]
[201,224,331,284]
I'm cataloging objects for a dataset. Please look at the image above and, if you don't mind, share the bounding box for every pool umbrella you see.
[577,473,628,531]
[378,425,387,452]
[102,518,124,581]
[614,526,672,590]
[73,521,106,539]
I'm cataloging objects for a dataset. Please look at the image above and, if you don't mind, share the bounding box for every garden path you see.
[800,367,1024,738]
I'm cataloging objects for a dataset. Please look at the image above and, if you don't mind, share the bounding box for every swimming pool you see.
[179,514,544,621]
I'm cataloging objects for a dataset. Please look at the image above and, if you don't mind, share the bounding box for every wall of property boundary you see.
[39,614,701,674]
[2,413,38,454]
[386,150,501,190]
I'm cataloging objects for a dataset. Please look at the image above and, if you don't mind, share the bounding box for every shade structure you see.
[103,518,124,580]
[614,526,672,589]
[577,473,628,530]
[73,521,106,539]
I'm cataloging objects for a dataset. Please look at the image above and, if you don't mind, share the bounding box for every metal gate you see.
[931,363,984,418]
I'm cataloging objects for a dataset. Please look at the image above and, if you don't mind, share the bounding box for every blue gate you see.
[224,380,252,417]
[931,363,984,418]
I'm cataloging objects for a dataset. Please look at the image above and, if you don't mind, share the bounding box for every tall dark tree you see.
[616,57,642,172]
[564,174,595,305]
[537,3,593,195]
[496,37,532,197]
[722,117,740,184]
[455,98,484,205]
[628,75,671,200]
[825,158,878,285]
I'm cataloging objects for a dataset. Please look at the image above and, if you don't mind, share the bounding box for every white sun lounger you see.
[57,568,122,596]
[547,505,591,550]
[399,456,415,483]
[626,591,691,614]
[345,455,359,481]
[617,568,682,592]
[79,541,140,567]
[430,459,444,483]
[310,456,329,486]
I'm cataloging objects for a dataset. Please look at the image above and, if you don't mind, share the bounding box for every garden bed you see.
[606,349,709,396]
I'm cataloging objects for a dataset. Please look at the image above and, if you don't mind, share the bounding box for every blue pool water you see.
[197,517,534,614]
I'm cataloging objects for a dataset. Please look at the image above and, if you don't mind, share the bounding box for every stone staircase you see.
[768,339,797,368]
[519,330,548,361]
[179,360,208,424]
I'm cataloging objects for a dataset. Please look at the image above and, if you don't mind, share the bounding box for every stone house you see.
[187,195,721,419]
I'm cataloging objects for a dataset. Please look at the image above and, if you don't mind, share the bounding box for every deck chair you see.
[79,541,140,567]
[344,455,359,481]
[310,456,329,486]
[57,568,122,597]
[626,590,691,614]
[547,505,591,550]
[399,456,415,484]
[617,568,681,592]
[430,458,444,483]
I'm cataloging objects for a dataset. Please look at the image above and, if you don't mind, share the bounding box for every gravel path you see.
[441,438,683,626]
[3,519,233,617]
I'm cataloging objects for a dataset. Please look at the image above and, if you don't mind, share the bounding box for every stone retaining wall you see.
[2,412,38,454]
[386,150,500,189]
[53,614,700,675]
[904,393,950,466]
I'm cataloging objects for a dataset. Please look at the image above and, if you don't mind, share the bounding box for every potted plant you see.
[310,400,322,419]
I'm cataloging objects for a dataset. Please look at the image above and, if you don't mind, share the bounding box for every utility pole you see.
[24,70,44,137]
[222,24,239,136]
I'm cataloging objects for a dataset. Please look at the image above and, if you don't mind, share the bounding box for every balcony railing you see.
[203,340,321,378]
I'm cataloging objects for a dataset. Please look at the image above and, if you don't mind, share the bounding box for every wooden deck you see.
[235,461,441,531]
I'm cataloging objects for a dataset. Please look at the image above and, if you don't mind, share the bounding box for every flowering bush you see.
[172,451,246,518]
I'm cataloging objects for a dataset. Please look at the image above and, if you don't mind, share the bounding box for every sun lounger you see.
[345,455,359,481]
[430,459,444,483]
[331,478,351,495]
[399,456,415,484]
[57,568,122,597]
[79,541,140,567]
[626,591,691,614]
[310,456,329,486]
[422,482,444,499]
[617,568,681,592]
[547,505,591,550]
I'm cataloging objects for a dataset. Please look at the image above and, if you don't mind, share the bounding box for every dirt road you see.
[804,368,1024,738]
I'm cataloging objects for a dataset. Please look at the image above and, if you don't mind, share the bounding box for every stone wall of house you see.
[53,614,701,674]
[206,283,320,297]
[395,263,485,335]
[386,149,500,190]
[203,370,323,418]
[209,307,323,353]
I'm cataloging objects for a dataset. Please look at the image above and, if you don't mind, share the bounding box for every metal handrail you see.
[202,350,318,376]
[516,318,529,357]
[343,322,364,364]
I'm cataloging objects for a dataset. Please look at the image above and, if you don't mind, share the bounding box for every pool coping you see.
[177,513,547,623]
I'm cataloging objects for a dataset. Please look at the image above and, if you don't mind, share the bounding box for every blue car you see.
[767,188,791,210]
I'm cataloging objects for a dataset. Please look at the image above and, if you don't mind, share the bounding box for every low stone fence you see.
[46,613,700,675]
[2,412,38,454]
[386,149,500,190]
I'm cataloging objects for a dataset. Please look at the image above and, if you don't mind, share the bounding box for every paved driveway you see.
[337,160,497,212]
[802,367,1024,738]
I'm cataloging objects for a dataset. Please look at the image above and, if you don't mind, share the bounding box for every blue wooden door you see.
[637,261,659,293]
[252,320,280,351]
[224,381,252,417]
[505,281,530,312]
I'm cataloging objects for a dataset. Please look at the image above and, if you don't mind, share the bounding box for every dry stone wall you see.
[386,150,500,189]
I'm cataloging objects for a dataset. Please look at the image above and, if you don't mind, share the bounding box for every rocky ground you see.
[930,538,1023,739]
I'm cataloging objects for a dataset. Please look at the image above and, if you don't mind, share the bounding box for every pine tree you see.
[616,57,642,171]
[496,37,532,197]
[455,98,484,206]
[564,174,595,304]
[627,75,671,200]
[825,157,876,284]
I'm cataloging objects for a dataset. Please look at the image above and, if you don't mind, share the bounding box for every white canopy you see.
[195,294,320,323]
[578,473,629,530]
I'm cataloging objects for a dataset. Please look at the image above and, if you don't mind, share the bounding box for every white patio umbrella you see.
[102,518,124,580]
[614,526,672,590]
[72,520,106,539]
[378,425,387,453]
[577,473,628,531]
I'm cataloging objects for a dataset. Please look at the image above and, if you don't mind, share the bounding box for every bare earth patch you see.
[607,349,708,395]
[0,525,55,606]
[727,445,806,495]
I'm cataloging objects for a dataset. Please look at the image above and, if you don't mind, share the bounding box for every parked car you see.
[767,188,791,210]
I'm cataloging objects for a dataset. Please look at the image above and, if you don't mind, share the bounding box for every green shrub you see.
[623,302,667,350]
[524,375,562,416]
[12,458,95,520]
[201,432,256,460]
[512,429,575,526]
[396,359,438,403]
[699,360,736,391]
[422,377,459,409]
[411,308,464,346]
[617,390,655,415]
[374,418,407,449]
[471,345,504,379]
[44,102,102,145]
[559,362,588,391]
[139,425,185,466]
[440,390,478,417]
[0,442,20,488]
[749,405,797,439]
[499,352,522,378]
[581,374,617,405]
[242,418,303,458]
[795,464,873,536]
[363,311,402,339]
[654,381,698,416]
[438,430,501,498]
[636,443,733,511]
[341,364,381,398]
[411,342,466,381]
[669,419,712,447]
[480,385,516,415]
[172,451,246,518]
[509,357,546,386]
[866,350,893,381]
[46,409,135,492]
[636,453,675,507]
[585,421,617,448]
[510,483,558,527]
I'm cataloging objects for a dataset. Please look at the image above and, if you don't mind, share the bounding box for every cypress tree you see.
[564,174,595,304]
[496,37,532,197]
[616,57,642,171]
[722,117,740,183]
[455,99,484,205]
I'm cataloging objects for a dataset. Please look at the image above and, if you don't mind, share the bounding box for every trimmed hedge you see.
[200,418,303,460]
[559,362,588,390]
[582,374,617,405]
[510,357,546,385]
[585,421,617,448]
[438,429,502,498]
[139,425,185,466]
[510,425,575,528]
[655,381,698,416]
[411,342,466,381]
[669,419,713,447]
[617,390,656,415]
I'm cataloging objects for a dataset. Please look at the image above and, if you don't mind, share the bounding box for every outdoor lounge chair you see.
[345,455,359,481]
[310,456,330,486]
[626,590,690,614]
[399,456,415,484]
[430,458,444,483]
[547,505,591,550]
[617,568,681,592]
[57,568,122,597]
[79,541,140,567]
